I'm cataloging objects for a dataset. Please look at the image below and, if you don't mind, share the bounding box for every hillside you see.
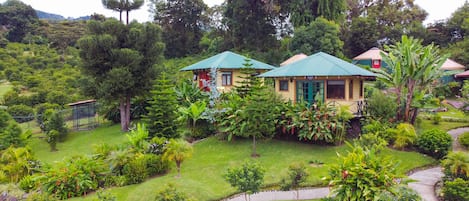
[35,10,90,21]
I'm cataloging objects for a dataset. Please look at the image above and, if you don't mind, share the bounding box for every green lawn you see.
[417,119,469,133]
[439,104,467,119]
[28,124,127,164]
[56,133,435,201]
[0,81,12,98]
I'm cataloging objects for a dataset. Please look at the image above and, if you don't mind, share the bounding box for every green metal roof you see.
[259,52,376,78]
[180,51,276,71]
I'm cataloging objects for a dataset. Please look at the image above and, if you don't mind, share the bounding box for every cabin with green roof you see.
[180,51,275,93]
[259,52,376,115]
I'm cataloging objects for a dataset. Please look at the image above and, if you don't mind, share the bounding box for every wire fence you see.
[12,103,99,134]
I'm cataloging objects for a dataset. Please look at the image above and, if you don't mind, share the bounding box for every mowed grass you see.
[28,124,127,164]
[0,81,12,98]
[58,134,435,201]
[417,119,469,133]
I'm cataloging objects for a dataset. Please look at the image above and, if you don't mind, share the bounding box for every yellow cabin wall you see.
[273,77,368,114]
[275,79,296,102]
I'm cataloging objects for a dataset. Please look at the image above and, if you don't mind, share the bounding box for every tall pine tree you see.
[144,73,179,139]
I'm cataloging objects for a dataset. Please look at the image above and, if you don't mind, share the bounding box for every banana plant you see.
[177,100,207,132]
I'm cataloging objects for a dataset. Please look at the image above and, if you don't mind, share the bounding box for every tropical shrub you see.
[0,146,38,183]
[126,123,150,152]
[155,183,194,201]
[6,104,34,123]
[442,152,469,180]
[46,129,59,151]
[105,148,134,176]
[289,102,340,143]
[0,109,26,150]
[355,132,388,153]
[94,189,116,201]
[361,118,392,140]
[35,103,60,128]
[122,155,147,185]
[42,109,68,142]
[25,191,58,201]
[93,143,119,160]
[144,154,170,176]
[178,100,207,139]
[366,89,397,121]
[174,79,207,107]
[148,136,168,155]
[459,132,469,148]
[327,145,401,201]
[442,178,469,201]
[224,161,265,201]
[163,139,193,177]
[19,175,36,192]
[416,129,452,159]
[390,123,417,149]
[38,155,107,199]
[432,113,442,125]
[218,89,281,155]
[376,185,421,201]
[280,162,309,199]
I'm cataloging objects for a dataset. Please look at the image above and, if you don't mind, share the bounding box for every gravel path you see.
[407,127,469,201]
[408,167,444,201]
[447,127,469,151]
[224,188,330,201]
[225,127,469,201]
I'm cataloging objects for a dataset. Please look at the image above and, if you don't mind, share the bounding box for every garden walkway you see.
[225,127,469,201]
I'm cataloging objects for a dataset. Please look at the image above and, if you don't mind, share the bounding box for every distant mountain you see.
[35,10,90,21]
[36,10,64,20]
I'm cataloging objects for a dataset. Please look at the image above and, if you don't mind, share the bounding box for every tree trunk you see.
[119,98,127,131]
[251,135,258,157]
[176,161,181,178]
[125,95,131,131]
[119,11,122,23]
[395,87,402,121]
[410,108,419,125]
[126,10,129,25]
[404,80,416,122]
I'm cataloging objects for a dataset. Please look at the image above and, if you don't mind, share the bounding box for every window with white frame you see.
[221,72,232,86]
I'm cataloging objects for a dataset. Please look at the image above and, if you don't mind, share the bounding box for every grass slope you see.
[61,136,435,201]
[28,124,127,164]
[0,81,12,98]
[417,119,469,133]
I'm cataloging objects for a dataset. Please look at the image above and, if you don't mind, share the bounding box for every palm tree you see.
[443,151,469,178]
[163,139,193,178]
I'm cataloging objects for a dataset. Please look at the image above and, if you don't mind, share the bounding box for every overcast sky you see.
[0,0,466,25]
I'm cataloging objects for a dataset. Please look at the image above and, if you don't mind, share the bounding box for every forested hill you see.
[35,10,90,21]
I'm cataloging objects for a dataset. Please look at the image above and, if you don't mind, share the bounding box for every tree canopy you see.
[78,19,165,131]
[150,0,208,58]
